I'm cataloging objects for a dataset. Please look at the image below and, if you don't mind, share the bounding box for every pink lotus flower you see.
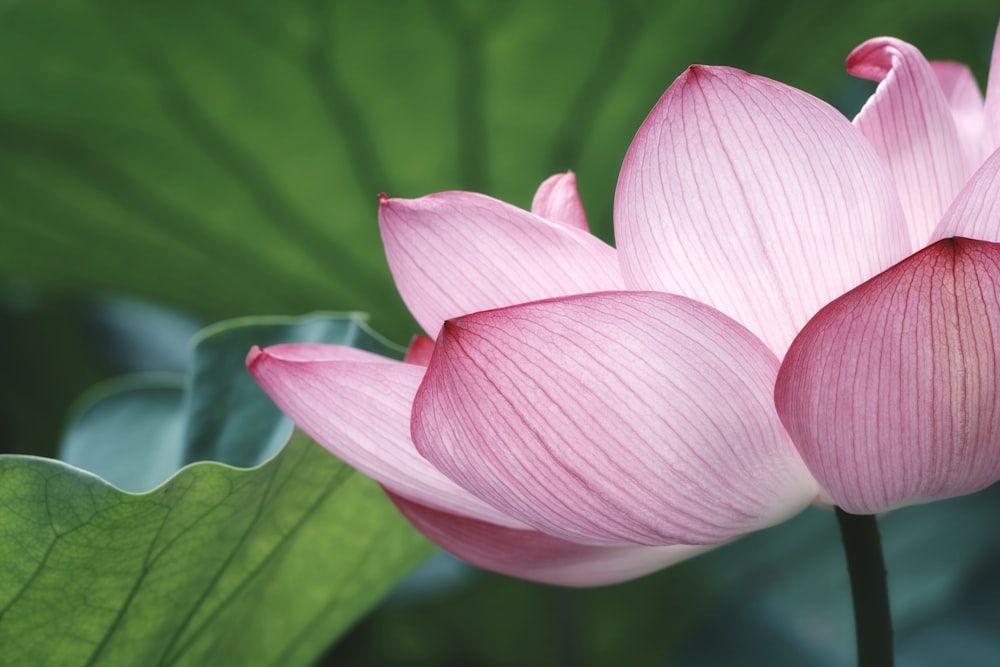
[249,27,1000,586]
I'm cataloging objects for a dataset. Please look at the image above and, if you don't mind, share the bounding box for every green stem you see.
[835,507,894,667]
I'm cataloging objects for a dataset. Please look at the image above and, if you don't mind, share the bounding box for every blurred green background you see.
[3,0,1000,665]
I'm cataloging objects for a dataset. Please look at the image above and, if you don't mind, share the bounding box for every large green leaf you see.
[0,432,431,667]
[0,313,433,666]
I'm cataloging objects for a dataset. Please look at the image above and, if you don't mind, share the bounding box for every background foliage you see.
[2,0,999,664]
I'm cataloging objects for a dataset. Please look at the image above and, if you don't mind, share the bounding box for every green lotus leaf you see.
[0,313,432,666]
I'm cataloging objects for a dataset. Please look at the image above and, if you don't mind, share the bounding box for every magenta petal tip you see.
[245,345,264,369]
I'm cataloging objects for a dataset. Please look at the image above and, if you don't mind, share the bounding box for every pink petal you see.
[247,342,390,363]
[848,38,970,248]
[412,291,817,547]
[615,66,909,357]
[389,491,710,587]
[246,344,525,527]
[983,21,1000,157]
[775,238,1000,514]
[380,192,624,339]
[931,60,986,170]
[932,147,1000,242]
[404,334,435,366]
[530,172,589,231]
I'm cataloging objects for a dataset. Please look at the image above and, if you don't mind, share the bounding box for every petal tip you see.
[846,37,912,81]
[439,317,461,338]
[245,345,265,370]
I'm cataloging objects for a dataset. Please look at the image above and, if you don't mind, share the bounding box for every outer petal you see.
[983,21,1000,157]
[388,492,710,587]
[931,147,1000,242]
[412,291,817,547]
[404,334,435,366]
[380,192,624,339]
[615,66,909,357]
[931,60,986,170]
[530,172,589,231]
[775,238,1000,514]
[246,343,524,527]
[848,38,970,248]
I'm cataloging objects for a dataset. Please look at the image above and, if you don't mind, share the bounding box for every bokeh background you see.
[3,1,1000,664]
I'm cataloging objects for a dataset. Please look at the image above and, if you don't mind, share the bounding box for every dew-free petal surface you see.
[530,171,589,231]
[931,60,986,171]
[776,238,1000,514]
[380,192,623,339]
[849,37,969,248]
[413,291,816,547]
[615,66,909,356]
[932,142,1000,243]
[404,335,436,366]
[247,344,523,527]
[389,492,710,587]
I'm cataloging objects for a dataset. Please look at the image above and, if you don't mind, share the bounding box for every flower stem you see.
[835,507,894,667]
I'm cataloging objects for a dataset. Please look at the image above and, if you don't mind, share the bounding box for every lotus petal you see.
[413,291,816,547]
[247,344,524,527]
[616,65,909,356]
[531,171,589,231]
[848,37,970,248]
[776,238,1000,514]
[933,134,1000,243]
[380,192,623,339]
[931,60,986,170]
[389,492,710,587]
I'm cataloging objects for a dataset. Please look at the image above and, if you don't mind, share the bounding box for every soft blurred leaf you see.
[60,311,399,491]
[669,486,1000,666]
[183,313,400,468]
[0,291,107,457]
[897,550,1000,666]
[333,561,709,667]
[86,295,208,374]
[59,374,187,492]
[0,431,433,667]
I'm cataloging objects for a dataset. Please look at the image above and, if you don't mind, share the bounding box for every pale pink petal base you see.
[615,65,909,356]
[380,192,623,339]
[413,291,816,547]
[848,37,970,248]
[389,492,710,587]
[776,238,1000,514]
[247,343,525,528]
